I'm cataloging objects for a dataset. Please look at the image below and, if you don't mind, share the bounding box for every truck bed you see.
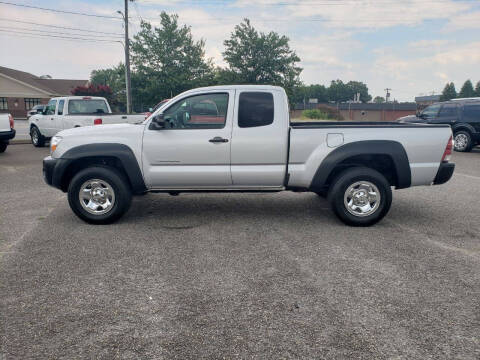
[290,121,450,128]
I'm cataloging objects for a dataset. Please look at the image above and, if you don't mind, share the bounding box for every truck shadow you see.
[122,192,335,229]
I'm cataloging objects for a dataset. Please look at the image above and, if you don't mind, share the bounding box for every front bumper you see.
[43,156,57,187]
[0,129,15,142]
[433,162,455,185]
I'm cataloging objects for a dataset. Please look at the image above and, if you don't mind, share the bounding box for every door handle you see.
[209,137,228,143]
[50,117,54,120]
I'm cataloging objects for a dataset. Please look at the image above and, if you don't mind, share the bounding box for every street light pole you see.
[119,1,132,114]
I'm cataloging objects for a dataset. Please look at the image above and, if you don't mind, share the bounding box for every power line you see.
[0,25,123,38]
[0,1,121,20]
[138,0,480,6]
[0,31,123,45]
[0,29,122,42]
[0,18,123,35]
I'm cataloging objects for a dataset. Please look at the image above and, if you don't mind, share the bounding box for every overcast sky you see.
[1,0,479,101]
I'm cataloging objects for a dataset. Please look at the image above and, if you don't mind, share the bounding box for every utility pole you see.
[384,88,391,103]
[118,1,132,113]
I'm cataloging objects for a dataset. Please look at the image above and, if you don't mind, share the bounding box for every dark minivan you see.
[397,98,480,152]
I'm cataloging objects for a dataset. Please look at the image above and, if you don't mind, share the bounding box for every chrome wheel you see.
[31,128,39,145]
[79,179,115,215]
[344,181,381,217]
[454,133,468,151]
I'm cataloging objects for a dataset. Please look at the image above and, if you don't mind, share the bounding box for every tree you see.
[440,82,457,101]
[130,12,214,111]
[346,81,372,103]
[223,18,302,98]
[326,80,370,103]
[71,84,114,107]
[90,64,127,111]
[373,96,385,103]
[474,81,480,96]
[458,80,475,98]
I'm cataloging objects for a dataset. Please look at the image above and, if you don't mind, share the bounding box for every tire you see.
[67,166,132,224]
[0,142,7,153]
[327,167,392,227]
[30,126,45,147]
[453,131,473,152]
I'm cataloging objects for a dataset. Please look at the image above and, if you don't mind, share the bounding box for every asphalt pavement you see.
[1,144,479,359]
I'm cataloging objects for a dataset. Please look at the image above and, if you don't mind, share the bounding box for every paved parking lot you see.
[1,144,479,359]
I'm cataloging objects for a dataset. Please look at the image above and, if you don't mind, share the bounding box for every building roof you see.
[0,66,88,96]
[415,95,440,103]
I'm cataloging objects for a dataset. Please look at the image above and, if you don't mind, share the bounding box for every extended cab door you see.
[142,90,234,189]
[230,90,289,187]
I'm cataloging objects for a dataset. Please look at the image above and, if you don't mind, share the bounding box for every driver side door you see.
[142,90,234,189]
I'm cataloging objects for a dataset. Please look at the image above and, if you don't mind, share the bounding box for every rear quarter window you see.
[463,104,480,122]
[238,92,274,128]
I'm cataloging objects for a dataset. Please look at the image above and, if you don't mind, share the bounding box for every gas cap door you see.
[327,133,344,148]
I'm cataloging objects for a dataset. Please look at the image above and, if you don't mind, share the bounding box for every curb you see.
[11,139,32,145]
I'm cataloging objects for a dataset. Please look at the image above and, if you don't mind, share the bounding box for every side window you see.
[57,100,65,115]
[421,104,441,119]
[238,92,274,128]
[438,104,457,117]
[463,104,480,122]
[45,100,57,115]
[163,93,228,129]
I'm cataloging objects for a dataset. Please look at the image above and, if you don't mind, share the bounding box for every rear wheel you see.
[0,142,7,153]
[453,131,473,152]
[67,166,132,224]
[328,167,392,226]
[30,126,45,147]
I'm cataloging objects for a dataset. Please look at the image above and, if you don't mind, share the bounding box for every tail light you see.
[8,114,14,129]
[94,118,103,125]
[441,135,453,162]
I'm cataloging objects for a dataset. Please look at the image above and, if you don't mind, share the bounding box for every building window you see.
[24,98,41,110]
[0,97,7,110]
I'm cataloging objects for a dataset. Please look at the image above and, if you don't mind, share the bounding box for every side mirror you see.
[148,107,153,112]
[150,113,165,130]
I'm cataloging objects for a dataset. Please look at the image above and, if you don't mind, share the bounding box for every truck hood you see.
[396,115,424,123]
[53,123,146,159]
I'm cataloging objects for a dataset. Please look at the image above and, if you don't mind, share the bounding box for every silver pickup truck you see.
[43,85,455,226]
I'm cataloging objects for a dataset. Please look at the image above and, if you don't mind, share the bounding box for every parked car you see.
[28,96,148,147]
[0,113,15,153]
[397,97,480,152]
[43,85,454,226]
[27,104,46,119]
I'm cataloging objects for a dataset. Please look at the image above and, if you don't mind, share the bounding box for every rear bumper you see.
[433,162,455,185]
[0,129,15,142]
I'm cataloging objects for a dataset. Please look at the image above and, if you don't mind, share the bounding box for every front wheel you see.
[30,126,45,147]
[453,131,473,152]
[67,166,132,224]
[328,167,392,227]
[0,142,7,153]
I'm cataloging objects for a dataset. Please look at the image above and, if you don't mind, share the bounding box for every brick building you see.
[0,66,87,119]
[291,102,417,121]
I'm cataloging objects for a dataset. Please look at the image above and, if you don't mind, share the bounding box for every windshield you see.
[68,99,109,114]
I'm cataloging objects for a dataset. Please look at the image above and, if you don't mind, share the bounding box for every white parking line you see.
[456,173,480,180]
